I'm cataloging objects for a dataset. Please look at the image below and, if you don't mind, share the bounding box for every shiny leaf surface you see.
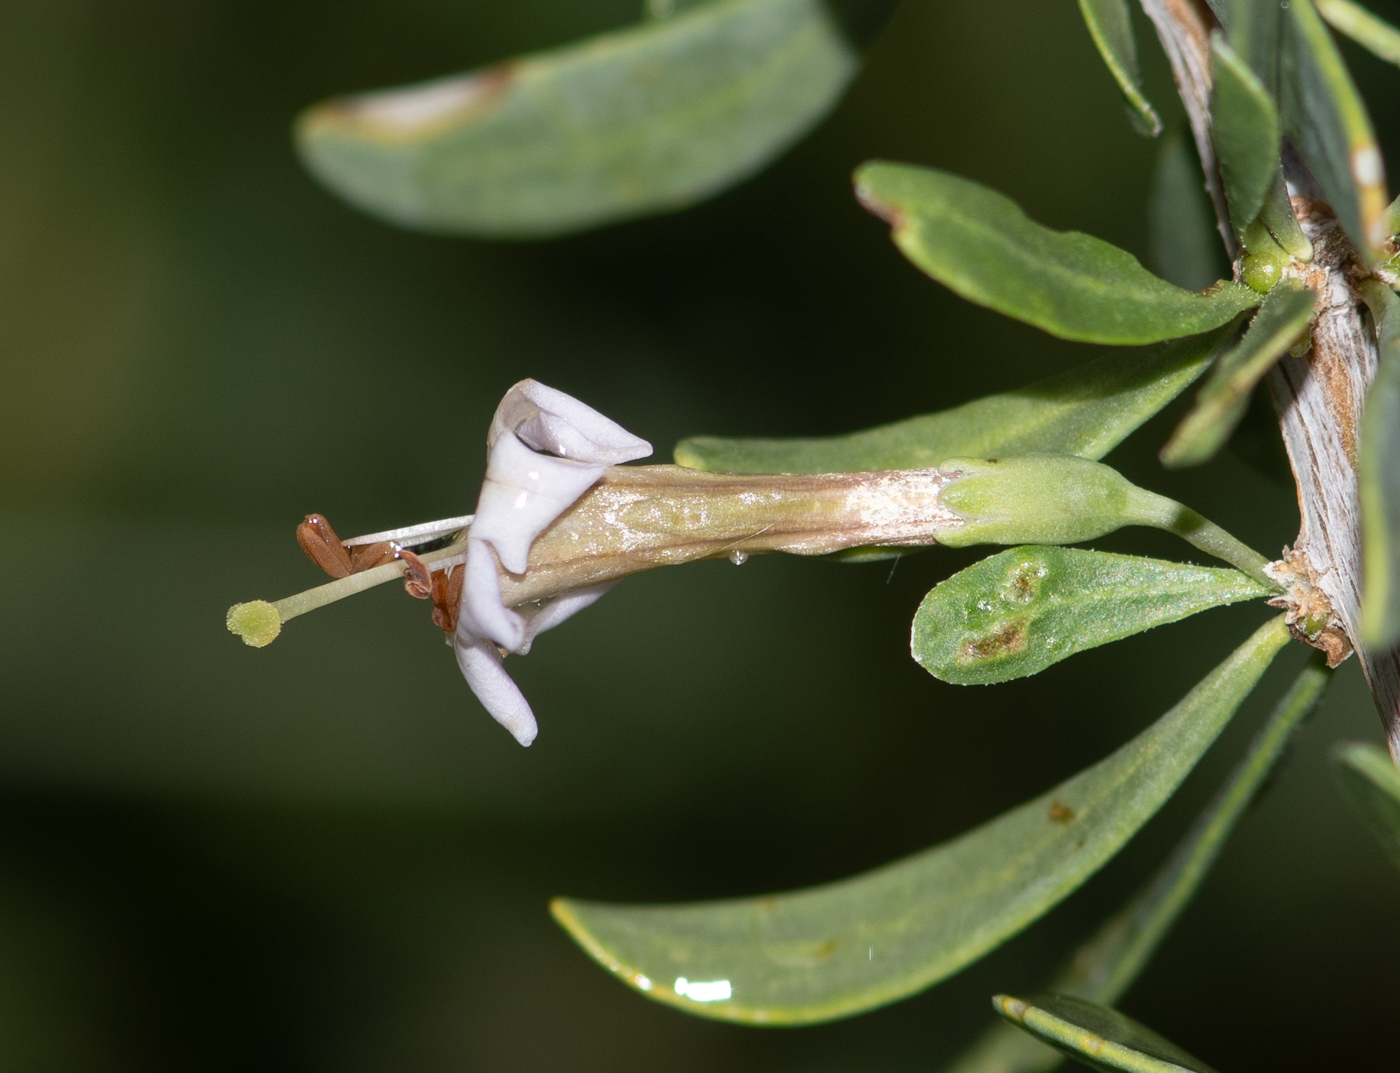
[912,547,1268,686]
[1078,0,1162,135]
[1332,740,1400,871]
[945,656,1331,1073]
[994,994,1220,1073]
[675,326,1237,473]
[1211,35,1279,230]
[1162,280,1317,467]
[1358,281,1400,649]
[551,618,1289,1025]
[854,163,1257,344]
[1279,0,1390,257]
[297,0,885,238]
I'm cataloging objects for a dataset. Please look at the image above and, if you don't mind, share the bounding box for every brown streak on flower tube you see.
[296,514,354,578]
[499,464,961,607]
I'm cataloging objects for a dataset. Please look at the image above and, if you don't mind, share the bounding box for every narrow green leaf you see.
[1332,740,1400,871]
[994,994,1220,1073]
[1078,0,1163,136]
[1211,35,1280,231]
[1358,281,1400,649]
[296,0,888,239]
[675,327,1237,473]
[854,163,1258,345]
[1148,128,1225,292]
[912,548,1268,686]
[1223,0,1282,97]
[944,656,1331,1073]
[1255,171,1314,262]
[1161,280,1317,467]
[1279,0,1390,257]
[551,618,1290,1025]
[1317,0,1400,66]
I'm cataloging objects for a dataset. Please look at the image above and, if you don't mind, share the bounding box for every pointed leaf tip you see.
[552,618,1288,1024]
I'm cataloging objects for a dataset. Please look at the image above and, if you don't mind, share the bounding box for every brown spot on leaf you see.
[957,621,1027,663]
[1049,801,1075,825]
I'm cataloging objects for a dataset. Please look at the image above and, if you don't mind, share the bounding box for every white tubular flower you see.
[455,380,651,745]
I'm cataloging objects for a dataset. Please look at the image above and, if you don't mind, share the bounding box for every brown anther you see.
[430,565,464,634]
[350,541,396,572]
[399,549,434,600]
[296,514,354,578]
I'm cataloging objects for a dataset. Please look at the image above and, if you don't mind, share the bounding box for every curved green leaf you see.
[297,0,889,239]
[1211,35,1280,230]
[1162,280,1317,468]
[675,325,1237,473]
[1358,281,1400,649]
[551,617,1290,1025]
[994,994,1220,1073]
[854,163,1257,345]
[945,656,1331,1073]
[1078,0,1162,136]
[1280,0,1389,257]
[1317,0,1400,67]
[913,547,1268,686]
[1332,741,1400,871]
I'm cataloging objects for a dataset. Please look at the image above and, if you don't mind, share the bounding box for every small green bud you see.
[936,456,1139,548]
[1239,218,1291,294]
[227,600,282,647]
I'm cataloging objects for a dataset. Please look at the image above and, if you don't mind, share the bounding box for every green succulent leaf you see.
[912,548,1269,686]
[1148,127,1226,291]
[1317,0,1400,67]
[1211,34,1280,231]
[296,0,890,239]
[1358,281,1400,649]
[944,656,1331,1073]
[550,618,1289,1025]
[994,994,1221,1073]
[1078,0,1163,136]
[1332,741,1400,871]
[675,327,1237,473]
[853,163,1258,345]
[1279,0,1390,258]
[1162,280,1317,468]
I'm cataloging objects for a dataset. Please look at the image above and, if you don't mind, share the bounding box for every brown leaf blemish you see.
[957,620,1028,663]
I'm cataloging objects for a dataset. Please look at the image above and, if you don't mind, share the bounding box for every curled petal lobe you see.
[454,636,538,746]
[517,582,618,655]
[488,379,653,463]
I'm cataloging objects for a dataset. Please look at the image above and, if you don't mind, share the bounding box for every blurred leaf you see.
[1316,0,1400,66]
[296,0,891,239]
[1211,35,1280,231]
[1279,0,1390,258]
[912,547,1268,686]
[676,327,1237,473]
[1162,280,1317,468]
[1332,741,1400,871]
[1148,127,1225,291]
[994,994,1220,1073]
[551,618,1290,1025]
[1078,0,1163,136]
[1358,281,1400,649]
[945,656,1331,1073]
[854,163,1257,345]
[1223,0,1282,96]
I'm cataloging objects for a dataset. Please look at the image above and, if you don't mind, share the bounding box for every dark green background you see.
[1,0,1398,1068]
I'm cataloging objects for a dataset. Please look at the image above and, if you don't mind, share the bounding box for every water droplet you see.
[729,550,748,565]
